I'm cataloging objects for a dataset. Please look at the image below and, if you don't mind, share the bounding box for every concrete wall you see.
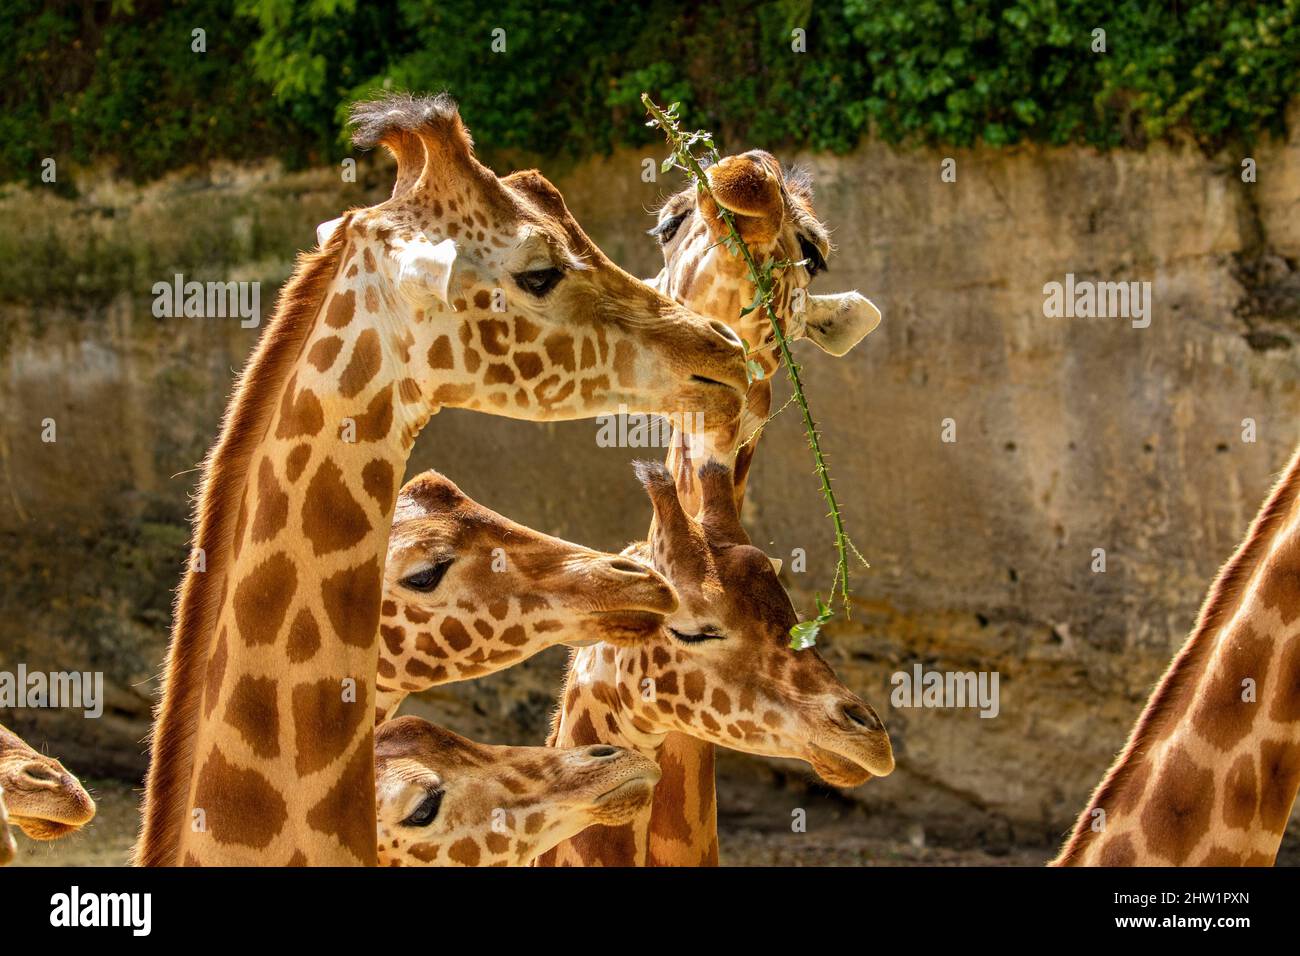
[2,116,1299,846]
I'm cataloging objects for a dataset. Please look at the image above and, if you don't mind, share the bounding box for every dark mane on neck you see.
[1053,443,1300,864]
[133,220,352,866]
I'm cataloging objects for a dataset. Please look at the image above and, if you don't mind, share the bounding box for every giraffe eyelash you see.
[401,788,444,827]
[797,235,828,277]
[400,559,453,593]
[668,627,724,644]
[649,212,689,244]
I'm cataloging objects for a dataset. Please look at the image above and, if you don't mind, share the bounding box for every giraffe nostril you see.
[586,746,619,759]
[607,559,646,576]
[21,763,59,785]
[841,702,882,733]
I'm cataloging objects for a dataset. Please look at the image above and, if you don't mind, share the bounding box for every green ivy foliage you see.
[4,0,1298,187]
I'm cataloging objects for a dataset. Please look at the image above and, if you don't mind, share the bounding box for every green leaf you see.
[788,618,821,650]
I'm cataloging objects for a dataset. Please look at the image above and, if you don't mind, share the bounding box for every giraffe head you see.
[336,93,749,457]
[606,460,894,786]
[0,724,95,842]
[375,716,660,865]
[375,469,678,720]
[650,150,881,367]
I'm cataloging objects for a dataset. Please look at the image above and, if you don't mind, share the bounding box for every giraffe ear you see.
[316,216,345,248]
[768,556,783,576]
[396,235,461,307]
[803,291,882,356]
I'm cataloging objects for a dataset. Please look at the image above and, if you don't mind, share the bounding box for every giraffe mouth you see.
[593,776,658,804]
[587,773,660,824]
[690,374,731,389]
[11,816,82,841]
[806,743,891,789]
[587,610,665,646]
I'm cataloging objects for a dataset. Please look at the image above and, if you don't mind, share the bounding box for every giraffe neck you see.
[643,733,718,865]
[375,687,405,725]
[644,378,775,866]
[538,643,671,866]
[139,229,419,865]
[1055,446,1300,866]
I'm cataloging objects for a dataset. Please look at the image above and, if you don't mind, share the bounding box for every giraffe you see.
[0,723,96,850]
[650,149,881,508]
[1053,443,1300,866]
[136,92,748,866]
[373,468,677,724]
[0,787,14,865]
[374,715,660,866]
[645,150,884,864]
[537,460,894,866]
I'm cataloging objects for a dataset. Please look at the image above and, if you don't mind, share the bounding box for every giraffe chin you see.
[585,611,667,647]
[11,816,81,841]
[586,776,659,826]
[806,746,877,789]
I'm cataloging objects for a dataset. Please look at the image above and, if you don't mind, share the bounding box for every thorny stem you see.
[643,94,867,647]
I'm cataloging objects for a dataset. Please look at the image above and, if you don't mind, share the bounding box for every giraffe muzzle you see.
[806,699,896,786]
[3,762,97,839]
[579,748,662,824]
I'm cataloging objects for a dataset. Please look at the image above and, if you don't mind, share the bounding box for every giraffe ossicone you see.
[138,90,749,867]
[375,716,660,866]
[374,468,679,723]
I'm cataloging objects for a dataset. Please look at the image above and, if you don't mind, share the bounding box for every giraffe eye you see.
[797,235,827,278]
[402,789,443,827]
[649,212,688,244]
[668,627,724,645]
[513,267,564,297]
[401,560,452,593]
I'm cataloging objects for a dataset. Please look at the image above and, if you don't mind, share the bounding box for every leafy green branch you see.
[642,94,867,649]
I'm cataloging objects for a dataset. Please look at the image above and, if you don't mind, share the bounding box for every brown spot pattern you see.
[362,459,396,514]
[307,336,344,372]
[321,557,383,648]
[302,458,371,556]
[339,329,382,398]
[1139,746,1214,863]
[287,608,322,663]
[193,747,288,849]
[225,675,281,759]
[250,458,289,544]
[232,551,297,647]
[306,735,377,864]
[324,290,356,329]
[293,677,369,776]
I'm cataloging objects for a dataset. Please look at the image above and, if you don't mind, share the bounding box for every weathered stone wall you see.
[2,117,1298,848]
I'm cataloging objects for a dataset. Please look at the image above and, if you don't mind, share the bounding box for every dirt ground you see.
[9,777,1289,868]
[6,777,1052,868]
